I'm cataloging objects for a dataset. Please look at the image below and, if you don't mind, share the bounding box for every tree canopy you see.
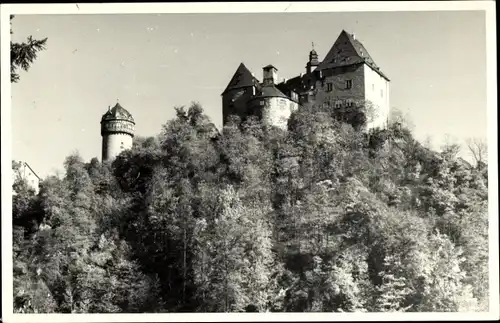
[12,102,489,313]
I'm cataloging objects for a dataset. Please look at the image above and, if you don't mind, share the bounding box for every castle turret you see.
[263,64,278,85]
[306,45,320,74]
[100,102,135,162]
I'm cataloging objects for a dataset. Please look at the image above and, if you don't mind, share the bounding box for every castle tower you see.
[262,65,278,85]
[100,102,135,162]
[306,43,320,74]
[221,62,261,124]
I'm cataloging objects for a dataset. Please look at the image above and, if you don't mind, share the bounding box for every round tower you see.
[100,102,135,162]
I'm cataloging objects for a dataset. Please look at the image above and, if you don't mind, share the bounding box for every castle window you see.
[346,80,352,89]
[335,100,342,108]
[380,89,383,97]
[326,83,333,92]
[372,84,375,91]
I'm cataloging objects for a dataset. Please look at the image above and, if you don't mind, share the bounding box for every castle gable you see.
[317,30,389,81]
[222,63,260,95]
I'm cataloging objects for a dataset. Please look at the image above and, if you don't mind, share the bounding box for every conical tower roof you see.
[222,63,260,95]
[101,102,135,124]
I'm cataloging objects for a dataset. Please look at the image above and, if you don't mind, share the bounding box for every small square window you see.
[346,80,352,89]
[326,83,333,92]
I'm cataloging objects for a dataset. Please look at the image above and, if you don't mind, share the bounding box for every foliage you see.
[12,102,489,313]
[10,15,48,83]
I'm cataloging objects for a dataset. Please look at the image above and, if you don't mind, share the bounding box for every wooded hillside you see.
[12,103,489,313]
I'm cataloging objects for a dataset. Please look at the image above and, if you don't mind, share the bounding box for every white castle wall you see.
[101,119,135,162]
[261,97,299,129]
[363,64,390,130]
[102,132,133,162]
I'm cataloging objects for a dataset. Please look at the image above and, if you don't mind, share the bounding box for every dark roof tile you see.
[278,73,315,95]
[254,84,289,99]
[317,30,389,81]
[222,63,259,94]
[263,64,278,70]
[101,102,135,123]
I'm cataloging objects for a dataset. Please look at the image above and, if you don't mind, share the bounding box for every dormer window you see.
[346,80,352,89]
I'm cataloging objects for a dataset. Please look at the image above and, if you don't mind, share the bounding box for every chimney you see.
[263,65,278,86]
[283,77,287,83]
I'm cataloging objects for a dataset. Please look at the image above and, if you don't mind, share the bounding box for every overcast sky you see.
[10,10,488,178]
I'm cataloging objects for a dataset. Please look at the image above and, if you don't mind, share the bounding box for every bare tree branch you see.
[466,137,488,168]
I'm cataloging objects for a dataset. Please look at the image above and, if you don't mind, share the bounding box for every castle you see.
[100,30,390,161]
[222,29,390,130]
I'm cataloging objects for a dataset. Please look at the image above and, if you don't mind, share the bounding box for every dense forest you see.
[12,102,489,313]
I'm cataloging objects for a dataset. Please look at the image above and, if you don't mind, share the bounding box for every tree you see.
[410,231,478,312]
[193,186,276,312]
[388,108,415,132]
[13,99,489,313]
[466,137,488,170]
[375,255,413,312]
[10,15,48,83]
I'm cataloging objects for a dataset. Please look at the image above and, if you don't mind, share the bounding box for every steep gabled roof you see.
[222,63,260,95]
[317,30,389,81]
